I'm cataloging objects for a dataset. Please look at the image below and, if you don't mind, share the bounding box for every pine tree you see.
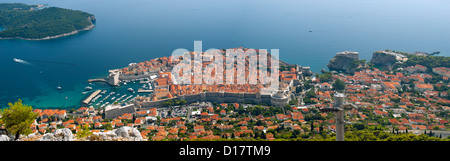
[76,124,92,139]
[254,131,259,139]
[0,99,39,141]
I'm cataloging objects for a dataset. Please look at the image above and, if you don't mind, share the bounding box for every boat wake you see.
[26,59,77,67]
[13,58,31,65]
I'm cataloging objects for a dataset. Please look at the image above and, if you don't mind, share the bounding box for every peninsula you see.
[0,3,95,40]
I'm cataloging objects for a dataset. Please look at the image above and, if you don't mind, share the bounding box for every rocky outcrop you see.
[19,133,41,141]
[327,51,366,74]
[88,126,143,141]
[369,51,400,69]
[115,126,143,141]
[88,130,117,141]
[0,134,10,141]
[38,133,58,141]
[38,128,74,141]
[54,128,75,141]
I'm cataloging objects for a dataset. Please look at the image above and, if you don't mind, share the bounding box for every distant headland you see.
[327,49,449,74]
[0,3,95,40]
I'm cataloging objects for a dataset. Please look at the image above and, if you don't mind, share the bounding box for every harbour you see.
[87,79,106,83]
[82,90,101,104]
[79,76,156,109]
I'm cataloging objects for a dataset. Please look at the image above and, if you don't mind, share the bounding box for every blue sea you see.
[0,0,449,109]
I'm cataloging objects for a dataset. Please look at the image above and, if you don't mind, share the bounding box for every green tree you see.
[261,132,267,139]
[446,89,450,100]
[0,99,38,140]
[305,89,316,98]
[237,106,245,115]
[76,124,92,139]
[104,123,113,130]
[332,79,346,92]
[179,99,187,105]
[289,99,298,106]
[162,100,173,107]
[353,123,366,130]
[256,120,264,126]
[318,72,332,82]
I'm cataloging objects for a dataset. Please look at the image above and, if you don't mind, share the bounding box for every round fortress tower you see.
[271,90,289,108]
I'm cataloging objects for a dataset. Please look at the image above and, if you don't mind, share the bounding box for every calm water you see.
[1,0,449,109]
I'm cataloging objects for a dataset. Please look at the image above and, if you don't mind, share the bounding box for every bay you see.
[0,0,449,109]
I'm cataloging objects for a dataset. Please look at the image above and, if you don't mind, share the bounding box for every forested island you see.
[0,3,95,40]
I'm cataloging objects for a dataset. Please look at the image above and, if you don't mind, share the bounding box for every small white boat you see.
[57,82,62,90]
[85,86,93,90]
[127,88,134,92]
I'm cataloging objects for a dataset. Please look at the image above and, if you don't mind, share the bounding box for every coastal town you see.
[1,48,450,141]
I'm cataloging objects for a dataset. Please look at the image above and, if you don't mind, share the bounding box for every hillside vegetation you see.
[0,3,95,39]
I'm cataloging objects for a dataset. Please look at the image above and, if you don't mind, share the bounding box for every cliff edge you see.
[369,50,408,71]
[327,51,367,74]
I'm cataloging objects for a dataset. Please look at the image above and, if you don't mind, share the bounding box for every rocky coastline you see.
[327,51,368,74]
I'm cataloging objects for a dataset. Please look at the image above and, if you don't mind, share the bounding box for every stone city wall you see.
[135,91,274,109]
